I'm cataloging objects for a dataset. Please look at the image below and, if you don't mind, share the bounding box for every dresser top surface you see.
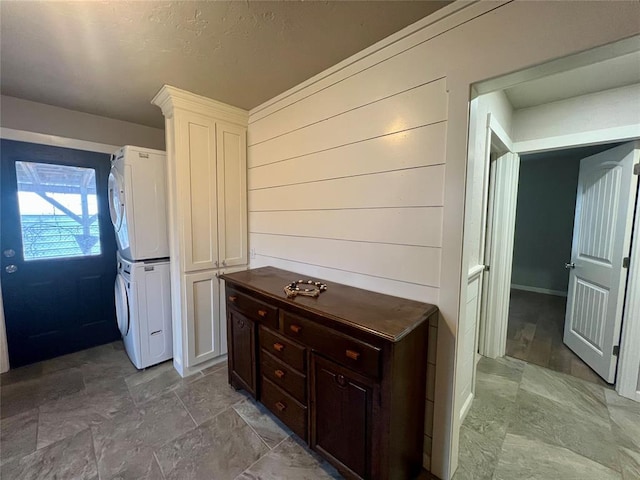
[221,266,437,342]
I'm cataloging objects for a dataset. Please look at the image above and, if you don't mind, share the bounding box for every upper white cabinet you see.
[152,85,248,374]
[216,121,248,268]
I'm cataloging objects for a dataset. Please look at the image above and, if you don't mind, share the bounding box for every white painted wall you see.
[511,156,581,294]
[246,2,640,478]
[512,84,640,153]
[458,90,514,422]
[0,95,165,150]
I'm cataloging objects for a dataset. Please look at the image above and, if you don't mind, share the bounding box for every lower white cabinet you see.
[184,271,222,367]
[182,266,244,371]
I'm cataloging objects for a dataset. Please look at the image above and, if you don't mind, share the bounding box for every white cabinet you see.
[216,122,247,268]
[152,86,248,375]
[184,271,220,366]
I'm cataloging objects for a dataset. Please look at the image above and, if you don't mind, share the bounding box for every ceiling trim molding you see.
[0,127,119,154]
[152,85,249,126]
[248,1,505,123]
[513,125,640,155]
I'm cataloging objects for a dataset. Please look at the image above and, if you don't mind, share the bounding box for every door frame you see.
[0,128,119,373]
[616,144,640,401]
[477,131,640,397]
[478,114,518,359]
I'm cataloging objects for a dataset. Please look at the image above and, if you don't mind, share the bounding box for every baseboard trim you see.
[511,284,567,297]
[459,392,474,423]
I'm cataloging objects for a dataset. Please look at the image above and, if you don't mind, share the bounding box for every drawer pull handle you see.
[289,324,302,334]
[273,343,285,352]
[274,369,285,379]
[346,349,360,361]
[275,401,286,412]
[257,309,268,318]
[228,295,237,303]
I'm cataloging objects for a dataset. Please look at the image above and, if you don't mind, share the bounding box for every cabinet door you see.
[184,271,221,367]
[228,308,256,396]
[311,354,373,479]
[177,112,219,272]
[216,122,247,268]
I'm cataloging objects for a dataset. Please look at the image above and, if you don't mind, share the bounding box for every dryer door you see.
[108,169,125,232]
[114,274,130,336]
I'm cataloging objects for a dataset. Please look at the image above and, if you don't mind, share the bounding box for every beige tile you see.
[174,368,246,425]
[156,409,270,480]
[236,436,339,480]
[509,389,618,470]
[493,433,621,480]
[1,429,97,480]
[232,398,290,448]
[91,393,195,479]
[0,409,38,465]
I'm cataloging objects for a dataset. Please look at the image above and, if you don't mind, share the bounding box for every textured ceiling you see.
[0,1,451,128]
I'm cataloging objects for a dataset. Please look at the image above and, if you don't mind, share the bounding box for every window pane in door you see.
[15,161,102,260]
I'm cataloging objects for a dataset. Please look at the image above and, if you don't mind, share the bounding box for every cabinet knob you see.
[273,343,285,352]
[258,309,268,318]
[275,401,287,412]
[237,319,245,328]
[289,324,302,334]
[222,260,227,266]
[274,369,285,379]
[228,295,237,303]
[336,374,347,387]
[346,349,360,361]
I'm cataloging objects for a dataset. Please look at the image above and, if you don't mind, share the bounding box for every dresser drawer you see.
[259,326,306,372]
[283,312,381,379]
[261,349,307,404]
[261,377,307,441]
[227,288,278,329]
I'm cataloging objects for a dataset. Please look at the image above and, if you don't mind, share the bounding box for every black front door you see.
[1,140,119,367]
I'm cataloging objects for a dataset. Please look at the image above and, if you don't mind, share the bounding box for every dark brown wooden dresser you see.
[221,266,438,480]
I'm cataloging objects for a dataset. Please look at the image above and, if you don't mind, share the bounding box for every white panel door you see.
[184,271,220,367]
[564,142,639,383]
[216,122,247,268]
[178,113,219,272]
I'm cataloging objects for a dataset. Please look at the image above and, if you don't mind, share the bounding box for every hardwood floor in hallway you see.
[506,289,608,386]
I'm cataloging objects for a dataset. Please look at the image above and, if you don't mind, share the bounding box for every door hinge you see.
[623,257,630,269]
[613,345,620,357]
[634,163,640,176]
[484,265,490,272]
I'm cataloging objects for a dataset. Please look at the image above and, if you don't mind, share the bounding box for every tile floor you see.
[0,341,341,480]
[4,340,637,480]
[506,289,607,386]
[454,356,640,480]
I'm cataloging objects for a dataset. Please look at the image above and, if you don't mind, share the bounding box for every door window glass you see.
[15,161,102,260]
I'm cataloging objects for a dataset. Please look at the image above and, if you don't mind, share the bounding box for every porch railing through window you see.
[15,161,102,260]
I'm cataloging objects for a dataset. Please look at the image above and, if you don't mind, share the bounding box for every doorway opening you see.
[506,142,625,387]
[460,36,640,416]
[0,140,120,368]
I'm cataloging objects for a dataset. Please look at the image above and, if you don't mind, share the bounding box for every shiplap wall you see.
[249,79,447,303]
[246,2,640,478]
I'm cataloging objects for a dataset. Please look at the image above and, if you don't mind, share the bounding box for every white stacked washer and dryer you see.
[108,146,172,369]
